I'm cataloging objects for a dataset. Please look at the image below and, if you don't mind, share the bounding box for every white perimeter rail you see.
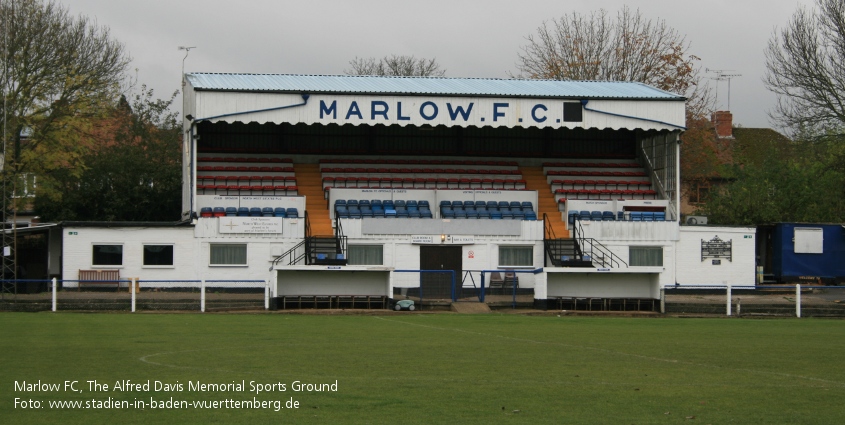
[660,284,828,318]
[50,278,271,312]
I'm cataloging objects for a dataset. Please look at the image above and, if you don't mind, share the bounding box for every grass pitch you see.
[2,312,844,424]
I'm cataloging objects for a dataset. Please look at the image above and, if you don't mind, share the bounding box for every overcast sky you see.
[61,0,815,129]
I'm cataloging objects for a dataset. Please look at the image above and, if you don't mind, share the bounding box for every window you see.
[630,246,663,267]
[347,245,383,265]
[499,246,533,267]
[93,244,123,266]
[794,228,823,254]
[210,244,247,266]
[688,182,710,204]
[144,244,174,266]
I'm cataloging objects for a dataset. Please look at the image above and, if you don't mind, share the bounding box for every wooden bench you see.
[78,270,121,291]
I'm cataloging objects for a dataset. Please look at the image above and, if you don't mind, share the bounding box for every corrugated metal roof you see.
[186,73,685,100]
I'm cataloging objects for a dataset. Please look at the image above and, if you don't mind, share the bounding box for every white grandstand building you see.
[55,73,756,310]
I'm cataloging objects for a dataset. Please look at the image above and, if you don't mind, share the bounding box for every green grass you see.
[2,312,844,424]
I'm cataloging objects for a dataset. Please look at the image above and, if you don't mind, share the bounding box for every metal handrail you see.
[572,218,628,268]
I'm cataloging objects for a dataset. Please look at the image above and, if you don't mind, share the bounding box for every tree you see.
[698,133,845,225]
[34,87,182,222]
[345,55,445,77]
[516,7,708,116]
[1,0,129,178]
[764,0,845,133]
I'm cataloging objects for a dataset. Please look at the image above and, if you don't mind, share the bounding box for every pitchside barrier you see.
[479,269,543,308]
[0,278,270,312]
[662,284,845,318]
[394,270,455,306]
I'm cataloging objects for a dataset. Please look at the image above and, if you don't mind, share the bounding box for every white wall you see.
[675,226,756,286]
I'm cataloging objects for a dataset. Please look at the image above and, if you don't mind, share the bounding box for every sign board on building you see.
[218,217,284,234]
[701,236,732,261]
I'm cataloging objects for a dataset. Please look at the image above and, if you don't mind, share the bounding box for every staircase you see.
[520,166,569,238]
[293,163,334,236]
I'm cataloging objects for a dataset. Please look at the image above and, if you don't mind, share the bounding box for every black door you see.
[419,246,462,300]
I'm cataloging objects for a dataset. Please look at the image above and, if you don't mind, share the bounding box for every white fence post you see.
[726,285,732,316]
[51,278,57,312]
[796,284,801,318]
[659,287,665,314]
[264,280,270,311]
[131,278,136,313]
[201,280,206,313]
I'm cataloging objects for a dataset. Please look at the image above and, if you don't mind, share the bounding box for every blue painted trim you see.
[580,99,686,130]
[192,93,310,122]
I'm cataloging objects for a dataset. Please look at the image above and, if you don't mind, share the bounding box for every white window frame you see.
[142,243,175,268]
[209,243,248,267]
[92,243,124,268]
[498,245,534,268]
[629,246,664,267]
[346,245,384,265]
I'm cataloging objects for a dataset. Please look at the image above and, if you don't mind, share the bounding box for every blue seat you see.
[590,211,602,221]
[642,212,654,221]
[212,207,225,216]
[475,200,486,208]
[631,212,643,221]
[510,201,521,211]
[420,210,433,219]
[568,211,578,224]
[454,210,467,219]
[394,200,406,208]
[200,207,213,216]
[409,210,421,218]
[618,211,625,221]
[286,208,299,218]
[490,211,502,220]
[383,200,394,209]
[512,211,525,220]
[440,200,451,207]
[385,209,397,218]
[347,199,358,206]
[360,206,373,217]
[486,201,498,210]
[602,211,615,221]
[348,206,361,218]
[654,212,666,221]
[498,201,510,211]
[406,200,418,208]
[419,200,430,208]
[335,199,346,206]
[477,209,491,219]
[522,201,534,211]
[371,199,382,207]
[451,200,463,208]
[524,212,537,221]
[579,210,591,221]
[237,207,249,217]
[397,209,409,218]
[442,209,455,219]
[225,207,237,217]
[502,211,513,219]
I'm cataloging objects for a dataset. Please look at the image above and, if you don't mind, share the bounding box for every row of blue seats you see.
[200,206,299,218]
[442,209,537,220]
[335,199,433,219]
[441,200,534,212]
[337,208,434,219]
[568,210,665,223]
[335,199,430,208]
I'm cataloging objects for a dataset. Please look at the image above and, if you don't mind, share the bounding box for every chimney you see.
[712,111,733,138]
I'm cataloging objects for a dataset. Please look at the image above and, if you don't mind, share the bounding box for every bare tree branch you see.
[345,55,445,77]
[764,0,845,133]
